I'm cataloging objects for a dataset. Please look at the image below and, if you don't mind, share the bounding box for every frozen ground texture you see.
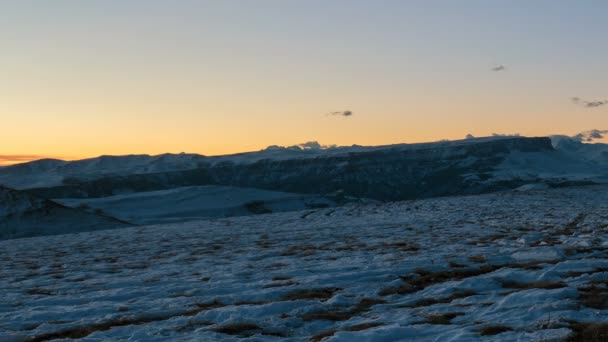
[2,185,608,341]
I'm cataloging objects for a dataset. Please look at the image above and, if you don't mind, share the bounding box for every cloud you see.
[297,141,321,149]
[465,134,475,139]
[292,141,338,150]
[491,133,520,137]
[571,97,608,108]
[572,129,608,142]
[491,65,506,72]
[587,101,607,108]
[329,110,353,117]
[551,129,608,147]
[0,155,48,166]
[264,141,338,151]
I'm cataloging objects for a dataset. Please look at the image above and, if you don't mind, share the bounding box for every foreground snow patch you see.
[2,185,608,341]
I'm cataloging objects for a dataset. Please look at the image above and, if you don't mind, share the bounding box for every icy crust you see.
[2,185,608,341]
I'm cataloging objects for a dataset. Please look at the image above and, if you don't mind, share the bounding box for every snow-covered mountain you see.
[0,154,210,189]
[0,135,576,191]
[0,186,130,240]
[19,136,605,202]
[2,135,607,231]
[491,137,608,184]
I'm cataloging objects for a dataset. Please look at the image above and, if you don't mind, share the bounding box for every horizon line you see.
[2,133,600,167]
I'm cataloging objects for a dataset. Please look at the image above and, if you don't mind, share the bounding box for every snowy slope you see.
[492,137,608,184]
[0,186,130,240]
[0,154,210,189]
[2,185,608,341]
[55,186,341,225]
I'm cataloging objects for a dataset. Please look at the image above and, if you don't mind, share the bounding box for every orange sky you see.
[1,2,606,166]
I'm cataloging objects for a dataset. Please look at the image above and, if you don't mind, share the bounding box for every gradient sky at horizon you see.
[1,0,607,165]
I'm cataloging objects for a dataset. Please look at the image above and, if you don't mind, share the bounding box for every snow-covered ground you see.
[2,185,608,341]
[55,186,339,225]
[0,186,129,240]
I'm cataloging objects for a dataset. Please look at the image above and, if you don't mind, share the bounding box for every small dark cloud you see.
[491,65,506,72]
[586,101,607,108]
[465,134,475,139]
[571,97,608,108]
[329,110,353,117]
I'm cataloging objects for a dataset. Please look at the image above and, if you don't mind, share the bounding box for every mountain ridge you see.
[0,136,535,190]
[24,137,562,201]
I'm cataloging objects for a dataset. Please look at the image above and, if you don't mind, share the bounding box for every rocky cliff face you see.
[26,137,556,201]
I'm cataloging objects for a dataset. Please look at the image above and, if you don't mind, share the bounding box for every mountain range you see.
[1,135,607,239]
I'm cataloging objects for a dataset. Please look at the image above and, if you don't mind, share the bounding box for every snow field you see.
[2,185,608,341]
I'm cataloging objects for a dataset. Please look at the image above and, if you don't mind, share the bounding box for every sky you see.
[1,1,607,165]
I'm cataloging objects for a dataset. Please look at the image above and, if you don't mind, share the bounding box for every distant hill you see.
[18,136,603,202]
[1,135,607,238]
[0,135,571,191]
[55,185,348,225]
[0,186,131,240]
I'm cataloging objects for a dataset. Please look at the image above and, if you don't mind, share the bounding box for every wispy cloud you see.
[328,110,353,117]
[0,155,49,166]
[571,97,608,108]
